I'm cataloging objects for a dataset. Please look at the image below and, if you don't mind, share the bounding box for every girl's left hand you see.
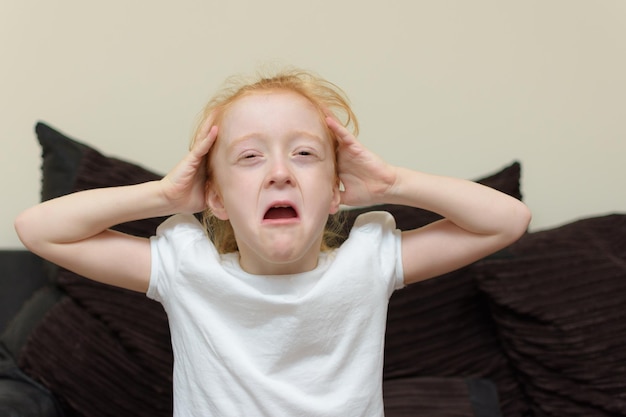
[326,117,398,207]
[160,117,218,214]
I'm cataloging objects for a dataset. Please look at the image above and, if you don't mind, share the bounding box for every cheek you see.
[212,166,258,209]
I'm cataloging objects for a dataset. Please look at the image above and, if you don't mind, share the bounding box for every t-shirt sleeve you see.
[350,211,405,296]
[147,213,208,304]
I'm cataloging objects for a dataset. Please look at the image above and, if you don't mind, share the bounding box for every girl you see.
[15,69,531,416]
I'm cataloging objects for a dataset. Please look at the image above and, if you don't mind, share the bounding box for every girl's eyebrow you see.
[228,130,326,150]
[223,134,262,154]
[290,130,327,145]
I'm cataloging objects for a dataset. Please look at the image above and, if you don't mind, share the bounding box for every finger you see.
[190,112,217,152]
[326,116,357,146]
[196,111,216,140]
[191,125,218,158]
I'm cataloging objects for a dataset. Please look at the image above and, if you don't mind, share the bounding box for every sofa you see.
[1,122,624,417]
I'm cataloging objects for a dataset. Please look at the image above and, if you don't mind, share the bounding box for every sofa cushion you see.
[20,296,172,416]
[21,121,527,416]
[477,214,626,417]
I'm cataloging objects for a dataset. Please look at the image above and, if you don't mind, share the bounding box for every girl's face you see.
[207,90,341,275]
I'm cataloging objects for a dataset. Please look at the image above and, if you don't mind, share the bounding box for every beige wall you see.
[1,0,625,248]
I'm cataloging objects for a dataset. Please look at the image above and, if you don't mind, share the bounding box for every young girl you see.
[15,69,531,416]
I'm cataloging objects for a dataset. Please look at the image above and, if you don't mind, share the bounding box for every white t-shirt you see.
[148,211,404,417]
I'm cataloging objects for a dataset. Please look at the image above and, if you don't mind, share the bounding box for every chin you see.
[261,247,317,273]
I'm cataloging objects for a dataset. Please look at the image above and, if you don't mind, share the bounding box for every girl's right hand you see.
[160,118,219,214]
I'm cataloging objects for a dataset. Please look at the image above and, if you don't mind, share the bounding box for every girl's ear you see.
[329,181,342,215]
[206,184,229,220]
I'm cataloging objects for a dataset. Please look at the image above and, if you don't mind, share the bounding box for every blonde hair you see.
[192,67,359,254]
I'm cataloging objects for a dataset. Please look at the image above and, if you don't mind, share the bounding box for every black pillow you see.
[477,214,626,416]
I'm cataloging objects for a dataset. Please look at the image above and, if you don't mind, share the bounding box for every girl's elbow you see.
[15,212,31,248]
[507,202,532,242]
[14,209,43,252]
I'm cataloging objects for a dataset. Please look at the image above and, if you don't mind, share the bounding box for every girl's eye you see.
[240,151,261,159]
[295,148,319,158]
[237,152,262,164]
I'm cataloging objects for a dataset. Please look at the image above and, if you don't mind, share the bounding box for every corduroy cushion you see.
[477,214,626,417]
[21,121,527,416]
[20,123,173,416]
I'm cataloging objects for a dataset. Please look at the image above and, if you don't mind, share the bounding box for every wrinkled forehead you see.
[224,89,323,122]
[216,90,335,147]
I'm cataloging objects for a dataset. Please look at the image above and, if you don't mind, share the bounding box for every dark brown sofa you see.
[1,122,624,417]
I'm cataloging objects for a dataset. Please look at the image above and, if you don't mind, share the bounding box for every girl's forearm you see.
[386,167,531,237]
[15,180,170,250]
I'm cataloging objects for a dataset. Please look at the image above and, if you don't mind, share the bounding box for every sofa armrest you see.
[0,379,60,417]
[0,251,48,334]
[0,342,61,417]
[1,250,64,359]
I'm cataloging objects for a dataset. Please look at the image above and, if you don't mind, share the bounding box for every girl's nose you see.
[266,158,294,187]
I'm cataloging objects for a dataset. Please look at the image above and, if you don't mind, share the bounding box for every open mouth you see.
[264,205,298,220]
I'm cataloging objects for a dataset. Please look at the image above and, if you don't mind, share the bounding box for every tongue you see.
[265,207,297,219]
